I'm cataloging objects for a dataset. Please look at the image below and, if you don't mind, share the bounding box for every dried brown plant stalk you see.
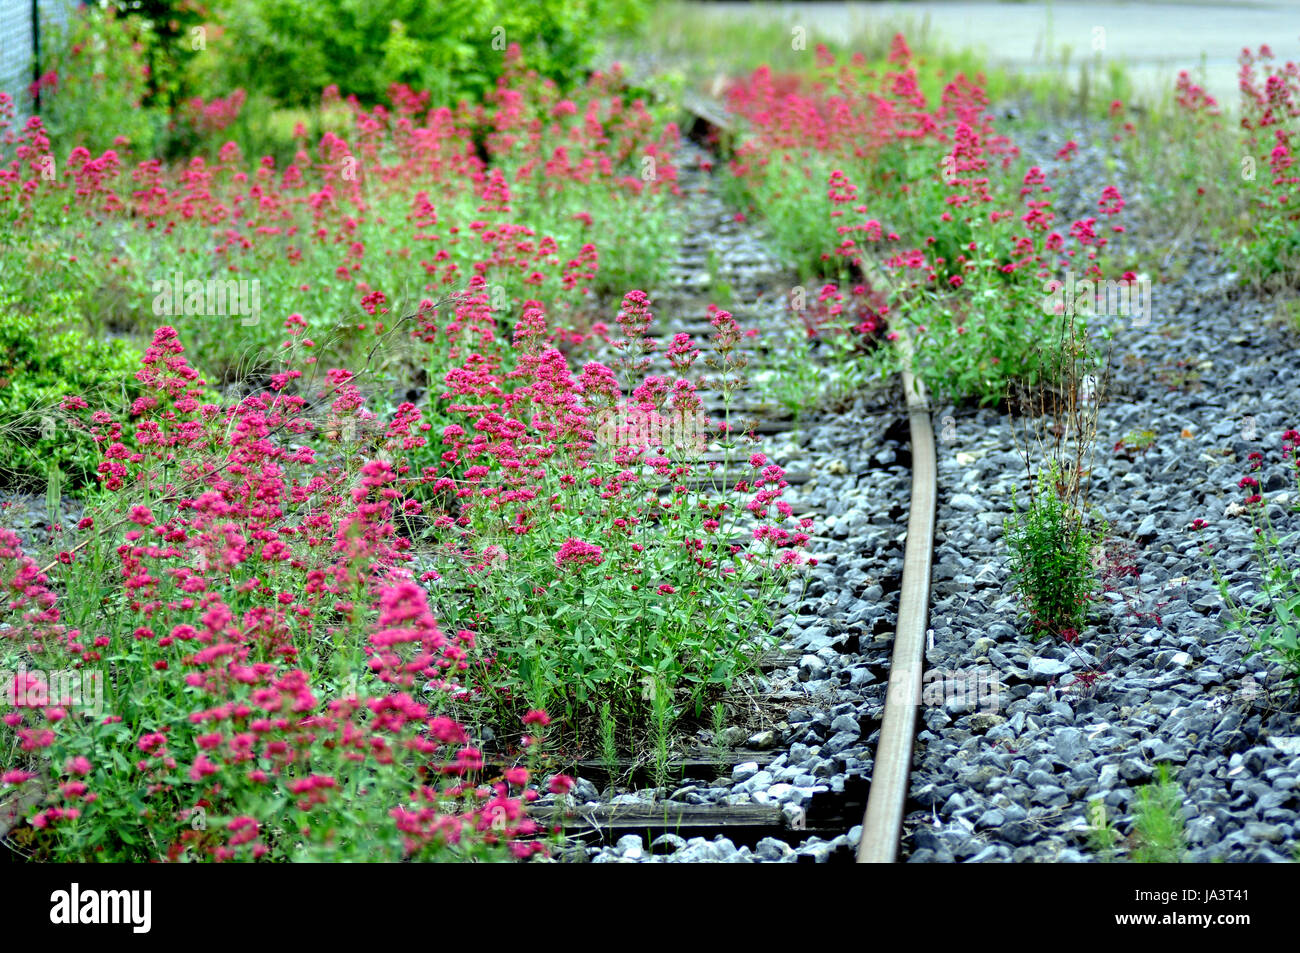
[1009,308,1112,507]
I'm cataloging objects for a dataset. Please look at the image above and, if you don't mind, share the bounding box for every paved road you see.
[701,1,1300,108]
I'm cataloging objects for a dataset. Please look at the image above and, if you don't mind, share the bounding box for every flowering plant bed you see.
[0,32,824,859]
[722,37,1132,408]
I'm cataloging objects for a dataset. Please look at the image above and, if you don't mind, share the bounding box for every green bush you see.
[0,294,142,490]
[35,6,165,155]
[196,0,649,108]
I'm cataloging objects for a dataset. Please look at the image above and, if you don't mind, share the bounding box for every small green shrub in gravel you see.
[1130,765,1188,863]
[1087,765,1187,863]
[1004,461,1103,640]
[1196,428,1300,689]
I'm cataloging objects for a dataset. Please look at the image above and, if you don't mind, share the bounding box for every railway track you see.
[857,332,936,863]
[538,96,937,863]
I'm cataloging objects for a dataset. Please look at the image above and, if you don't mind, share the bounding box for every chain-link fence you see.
[0,0,78,122]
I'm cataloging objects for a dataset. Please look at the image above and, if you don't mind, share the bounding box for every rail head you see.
[857,329,937,863]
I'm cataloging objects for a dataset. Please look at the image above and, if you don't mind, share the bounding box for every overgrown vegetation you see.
[1130,765,1189,863]
[0,296,143,490]
[1196,428,1300,688]
[1004,460,1103,641]
[0,1,813,860]
[2,46,682,435]
[36,2,651,158]
[1,326,575,860]
[201,0,648,109]
[7,0,1298,866]
[413,292,807,738]
[720,35,1134,408]
[1003,307,1108,642]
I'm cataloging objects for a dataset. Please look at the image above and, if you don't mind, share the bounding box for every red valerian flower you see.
[1098,185,1125,216]
[522,709,550,727]
[555,538,604,570]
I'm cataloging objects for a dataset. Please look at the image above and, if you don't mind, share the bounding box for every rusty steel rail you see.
[858,333,935,862]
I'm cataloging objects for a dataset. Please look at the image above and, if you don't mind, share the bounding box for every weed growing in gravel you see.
[1130,765,1188,863]
[650,684,672,792]
[1123,46,1300,290]
[1195,429,1300,688]
[710,701,728,747]
[1005,307,1108,643]
[1234,46,1300,289]
[768,282,885,416]
[1093,536,1162,631]
[1113,428,1156,462]
[1110,68,1238,266]
[1086,797,1120,861]
[599,702,619,778]
[1088,765,1187,862]
[1005,461,1104,640]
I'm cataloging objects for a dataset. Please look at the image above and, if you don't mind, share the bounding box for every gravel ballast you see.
[905,123,1300,864]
